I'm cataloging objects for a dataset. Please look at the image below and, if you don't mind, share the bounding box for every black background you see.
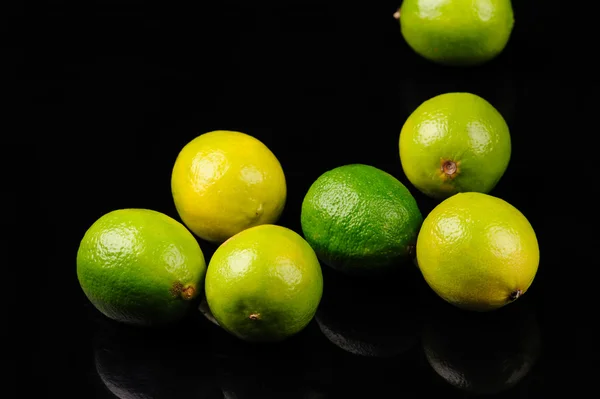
[24,0,595,397]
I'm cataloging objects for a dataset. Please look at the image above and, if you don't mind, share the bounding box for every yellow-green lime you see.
[205,224,323,342]
[76,209,207,325]
[416,192,539,311]
[301,164,423,274]
[397,0,515,66]
[171,130,287,244]
[399,92,511,199]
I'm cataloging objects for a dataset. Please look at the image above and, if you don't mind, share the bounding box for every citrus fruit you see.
[300,164,423,274]
[416,192,539,311]
[171,130,286,244]
[399,92,511,199]
[77,209,207,325]
[397,0,515,66]
[205,224,323,342]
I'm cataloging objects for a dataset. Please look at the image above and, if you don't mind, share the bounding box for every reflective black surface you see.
[29,1,593,397]
[64,267,547,399]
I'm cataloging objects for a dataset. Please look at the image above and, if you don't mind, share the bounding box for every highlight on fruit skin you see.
[415,192,539,311]
[396,0,515,66]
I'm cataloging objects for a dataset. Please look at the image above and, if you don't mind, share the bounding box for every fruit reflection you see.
[210,322,329,399]
[92,316,221,398]
[199,296,220,327]
[421,296,542,395]
[315,264,421,357]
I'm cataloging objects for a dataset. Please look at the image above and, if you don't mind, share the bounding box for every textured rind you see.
[399,92,511,199]
[171,130,287,243]
[205,224,323,342]
[399,0,515,66]
[76,209,207,325]
[416,192,539,311]
[301,164,423,273]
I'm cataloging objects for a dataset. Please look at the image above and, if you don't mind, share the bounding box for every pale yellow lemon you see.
[171,131,286,243]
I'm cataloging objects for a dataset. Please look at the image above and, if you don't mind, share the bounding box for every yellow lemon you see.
[171,131,286,243]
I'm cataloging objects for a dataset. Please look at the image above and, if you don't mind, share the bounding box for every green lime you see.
[300,164,423,274]
[416,192,539,311]
[399,92,511,199]
[398,0,514,66]
[77,209,207,325]
[205,224,323,342]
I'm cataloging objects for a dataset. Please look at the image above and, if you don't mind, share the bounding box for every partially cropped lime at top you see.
[171,130,287,244]
[77,209,207,325]
[301,164,423,274]
[205,224,323,342]
[416,192,539,311]
[399,92,511,199]
[398,0,514,66]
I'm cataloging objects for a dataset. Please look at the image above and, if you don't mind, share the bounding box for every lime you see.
[399,92,511,199]
[398,0,515,66]
[300,164,423,274]
[171,130,286,243]
[77,209,207,325]
[205,224,323,342]
[416,192,539,311]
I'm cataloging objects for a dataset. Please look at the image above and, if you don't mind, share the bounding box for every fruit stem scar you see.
[442,160,457,176]
[182,286,195,300]
[509,290,522,301]
[393,10,400,19]
[249,313,261,320]
[170,282,196,300]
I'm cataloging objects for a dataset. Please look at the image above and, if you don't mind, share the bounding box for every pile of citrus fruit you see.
[77,0,539,342]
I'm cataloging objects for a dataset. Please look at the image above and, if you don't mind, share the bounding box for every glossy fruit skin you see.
[205,224,323,342]
[171,130,287,244]
[301,164,423,274]
[76,209,207,325]
[399,92,511,199]
[399,0,514,66]
[416,192,539,311]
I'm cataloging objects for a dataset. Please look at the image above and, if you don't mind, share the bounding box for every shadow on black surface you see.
[92,316,222,399]
[420,294,542,396]
[315,262,423,358]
